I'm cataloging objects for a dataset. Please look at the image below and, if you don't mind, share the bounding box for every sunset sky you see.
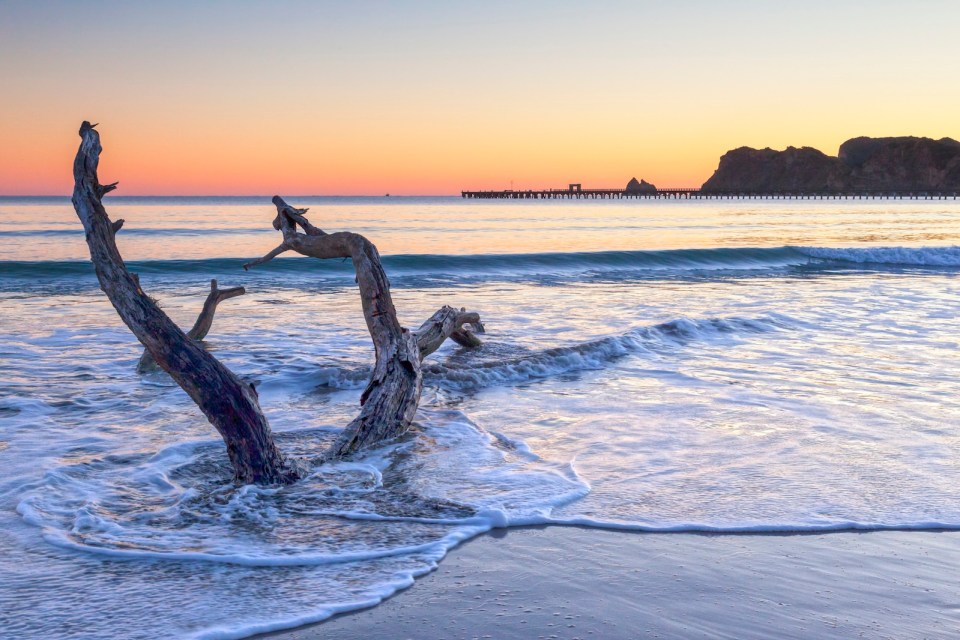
[2,0,958,195]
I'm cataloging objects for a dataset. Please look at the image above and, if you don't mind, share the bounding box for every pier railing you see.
[461,188,959,200]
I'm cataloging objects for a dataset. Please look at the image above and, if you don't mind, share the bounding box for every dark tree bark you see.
[72,122,297,485]
[245,196,483,458]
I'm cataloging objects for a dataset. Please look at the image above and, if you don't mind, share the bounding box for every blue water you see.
[3,196,960,638]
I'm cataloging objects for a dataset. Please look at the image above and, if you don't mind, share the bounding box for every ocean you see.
[3,195,960,638]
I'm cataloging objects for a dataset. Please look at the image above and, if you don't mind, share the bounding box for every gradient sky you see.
[2,0,959,195]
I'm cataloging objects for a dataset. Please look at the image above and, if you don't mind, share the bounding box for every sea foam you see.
[793,244,960,266]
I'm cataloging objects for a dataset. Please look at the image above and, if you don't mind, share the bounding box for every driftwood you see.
[71,122,297,485]
[72,122,483,483]
[137,279,246,372]
[245,196,484,458]
[414,306,484,360]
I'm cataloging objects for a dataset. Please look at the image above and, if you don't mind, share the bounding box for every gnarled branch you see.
[246,197,484,458]
[414,306,484,361]
[72,122,297,485]
[188,279,246,340]
[137,279,247,372]
[243,242,290,270]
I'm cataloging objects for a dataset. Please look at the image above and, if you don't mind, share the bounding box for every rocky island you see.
[701,136,960,193]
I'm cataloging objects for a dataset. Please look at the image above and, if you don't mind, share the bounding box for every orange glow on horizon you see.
[2,2,959,196]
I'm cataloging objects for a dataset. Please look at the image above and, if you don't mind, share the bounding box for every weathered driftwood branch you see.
[137,279,246,372]
[187,279,246,340]
[413,306,484,361]
[72,122,297,485]
[245,196,483,458]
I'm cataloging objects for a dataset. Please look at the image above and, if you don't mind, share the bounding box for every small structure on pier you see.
[625,177,657,194]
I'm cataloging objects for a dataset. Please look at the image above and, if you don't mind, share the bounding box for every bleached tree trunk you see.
[245,196,483,458]
[72,122,297,485]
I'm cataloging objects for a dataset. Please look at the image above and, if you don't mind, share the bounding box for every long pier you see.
[461,187,959,200]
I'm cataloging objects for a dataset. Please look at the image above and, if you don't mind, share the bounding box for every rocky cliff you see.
[838,137,960,191]
[701,137,960,192]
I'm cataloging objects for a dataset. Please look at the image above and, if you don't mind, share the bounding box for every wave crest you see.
[425,315,787,390]
[5,245,960,285]
[793,245,960,266]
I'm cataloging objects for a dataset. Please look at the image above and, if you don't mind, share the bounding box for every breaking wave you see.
[273,315,792,394]
[792,245,960,266]
[424,315,790,390]
[5,245,960,283]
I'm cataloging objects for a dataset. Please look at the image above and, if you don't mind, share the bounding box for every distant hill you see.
[701,136,960,192]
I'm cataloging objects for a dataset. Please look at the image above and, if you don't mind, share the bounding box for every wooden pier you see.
[461,186,959,200]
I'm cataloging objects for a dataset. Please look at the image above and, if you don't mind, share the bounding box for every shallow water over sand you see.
[3,196,960,638]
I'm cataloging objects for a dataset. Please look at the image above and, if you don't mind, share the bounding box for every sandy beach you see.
[265,526,960,639]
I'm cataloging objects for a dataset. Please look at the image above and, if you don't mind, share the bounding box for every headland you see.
[462,136,960,199]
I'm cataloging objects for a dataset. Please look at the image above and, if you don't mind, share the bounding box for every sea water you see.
[3,196,960,638]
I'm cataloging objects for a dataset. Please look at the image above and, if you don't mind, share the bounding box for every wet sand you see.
[262,526,960,639]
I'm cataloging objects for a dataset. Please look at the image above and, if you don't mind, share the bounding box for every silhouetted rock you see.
[625,177,657,193]
[839,137,960,191]
[701,137,960,192]
[702,146,847,192]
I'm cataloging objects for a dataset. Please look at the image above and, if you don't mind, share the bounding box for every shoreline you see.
[260,525,960,639]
